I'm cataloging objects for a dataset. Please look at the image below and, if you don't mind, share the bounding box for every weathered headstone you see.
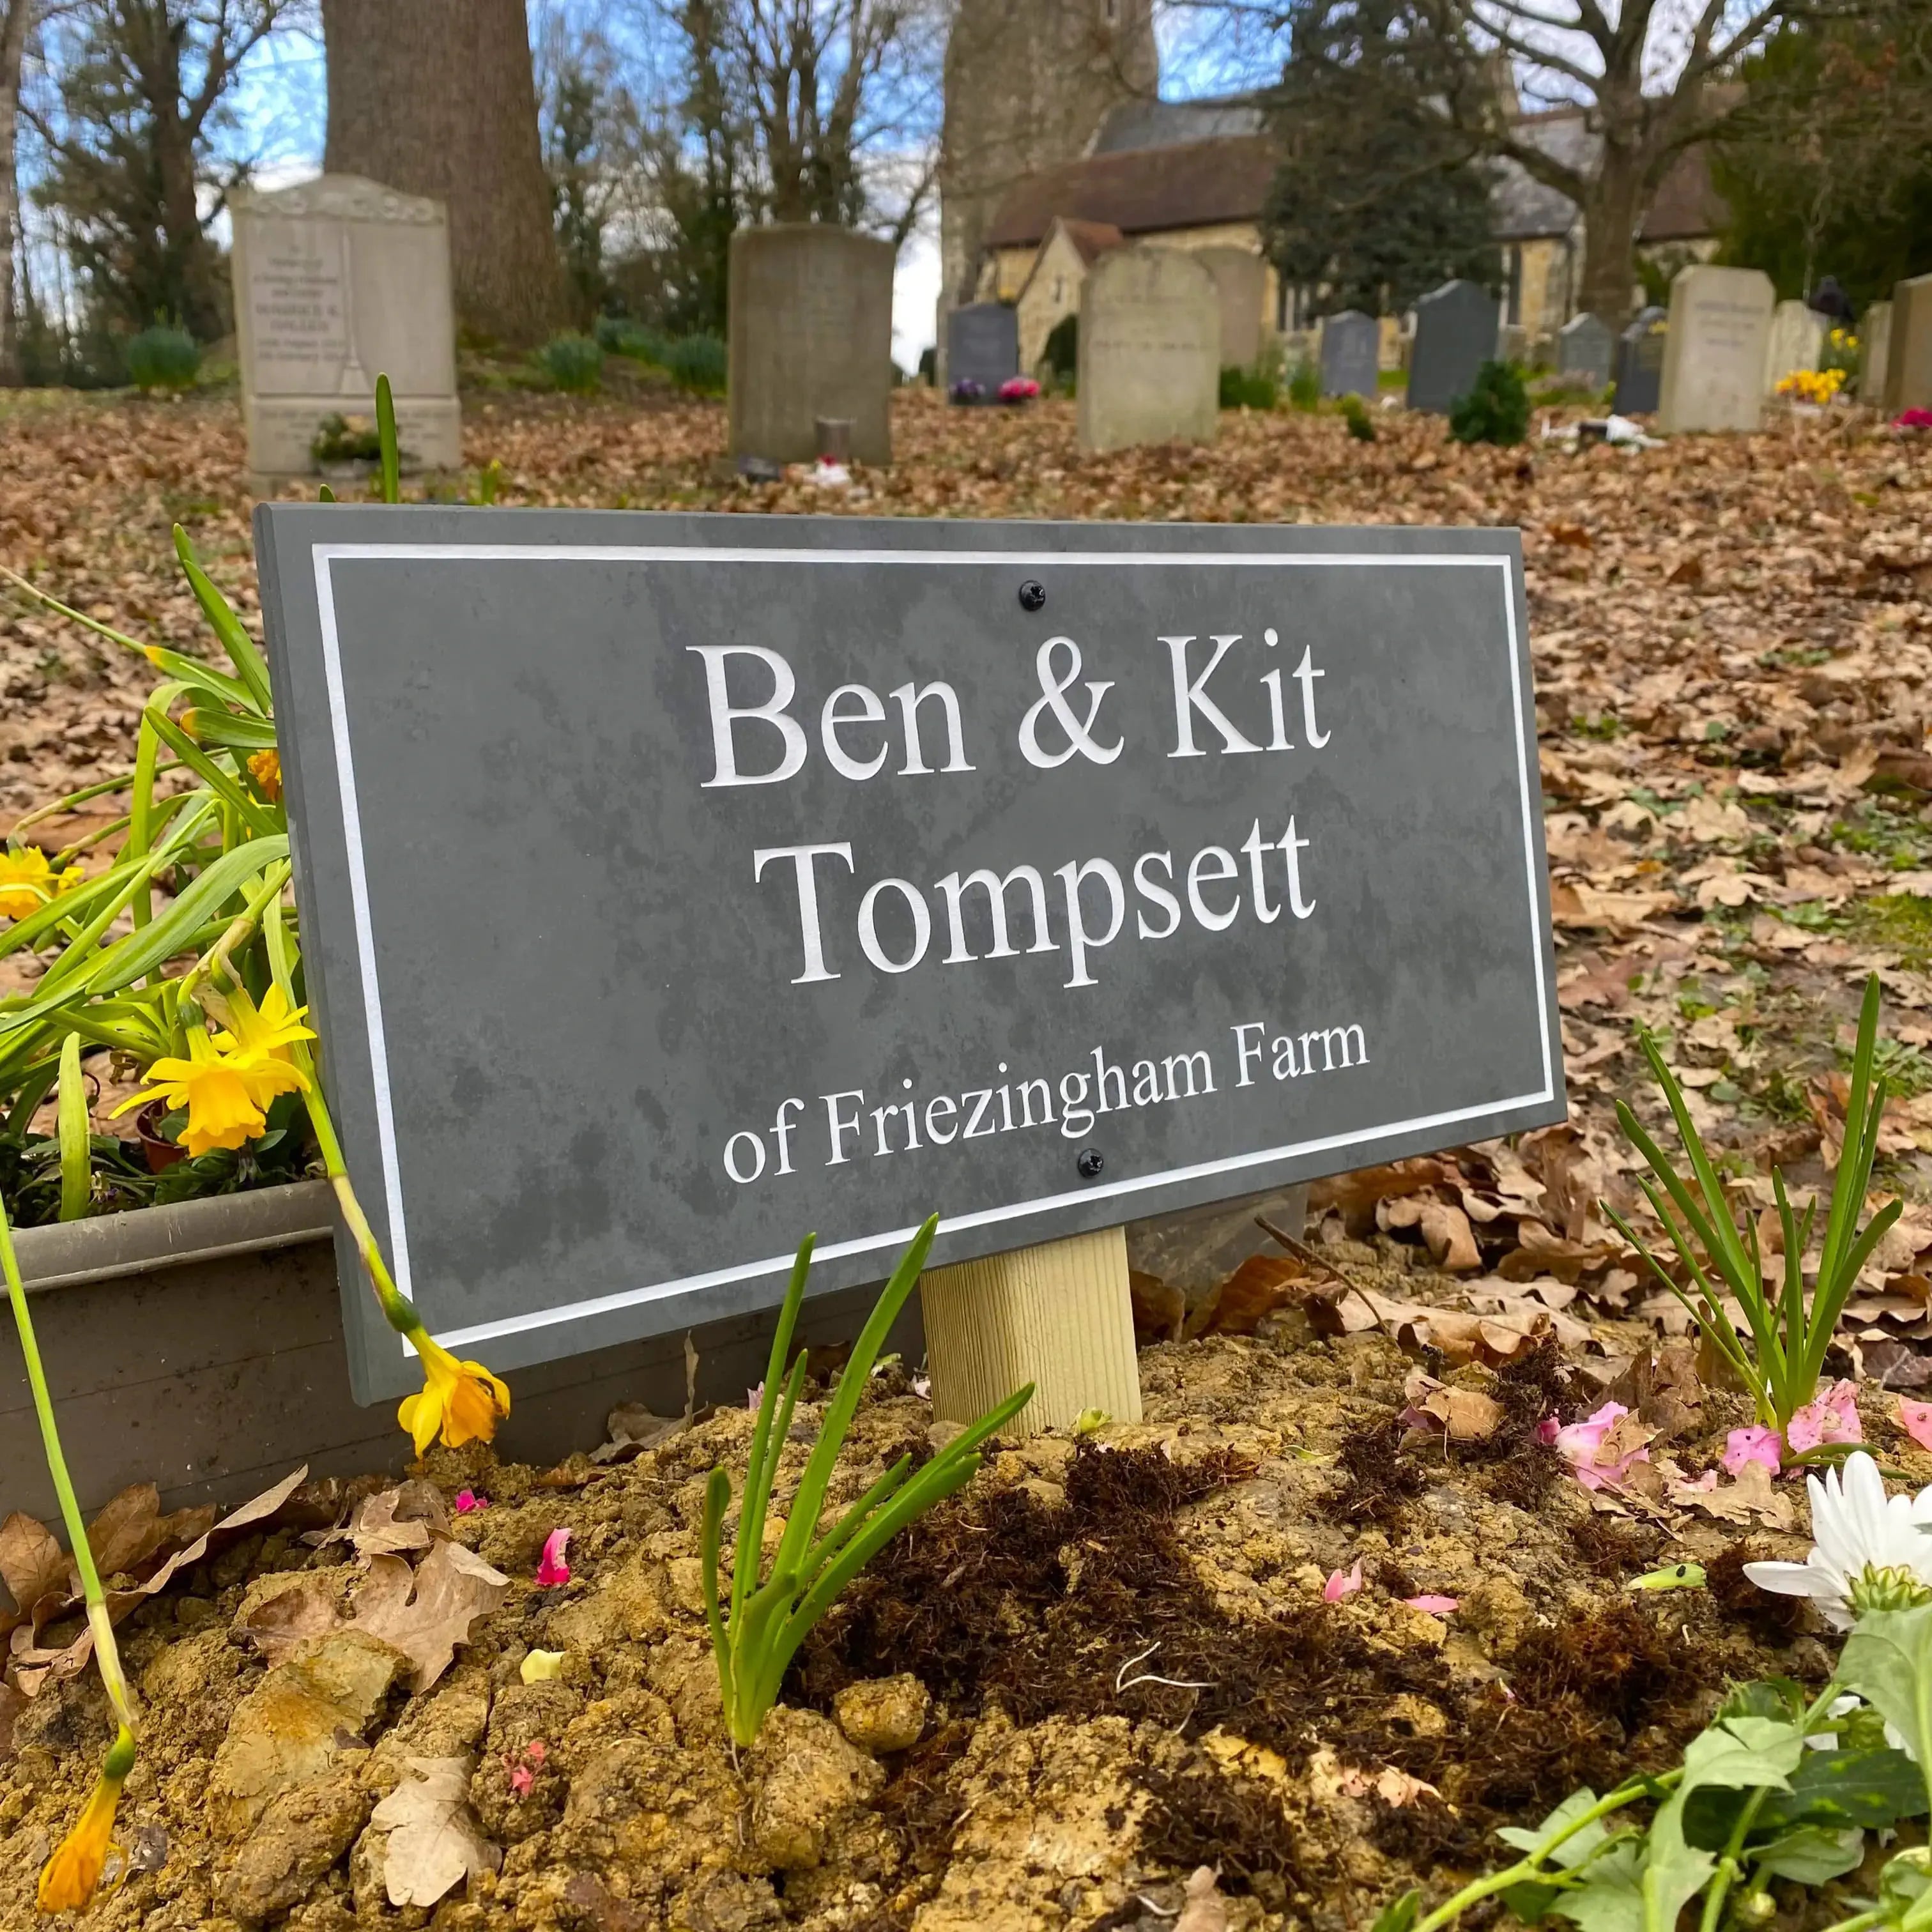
[1613,307,1667,413]
[1883,274,1932,417]
[1076,246,1220,454]
[255,506,1563,1406]
[1763,298,1825,393]
[730,226,895,466]
[1860,302,1894,403]
[1657,266,1775,433]
[1319,311,1378,400]
[946,302,1019,399]
[1193,247,1266,369]
[1408,280,1500,413]
[1557,314,1614,390]
[229,174,460,479]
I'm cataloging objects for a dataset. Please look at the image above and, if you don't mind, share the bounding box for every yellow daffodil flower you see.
[0,848,84,921]
[249,748,282,802]
[211,985,315,1109]
[38,1727,134,1912]
[398,1328,511,1455]
[111,1032,263,1154]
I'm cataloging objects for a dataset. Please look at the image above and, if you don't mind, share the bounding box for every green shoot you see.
[702,1215,1032,1747]
[56,1032,88,1222]
[1604,974,1901,1432]
[0,1185,141,1909]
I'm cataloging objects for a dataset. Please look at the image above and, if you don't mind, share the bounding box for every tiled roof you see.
[1056,217,1126,263]
[982,136,1278,249]
[983,104,1728,260]
[1491,109,1729,241]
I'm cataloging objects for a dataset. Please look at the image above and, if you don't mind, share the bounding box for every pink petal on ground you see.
[1403,1595,1459,1616]
[1901,1396,1932,1452]
[1552,1402,1624,1466]
[1536,1415,1561,1446]
[534,1527,572,1589]
[452,1488,487,1514]
[509,1764,534,1795]
[1787,1381,1862,1455]
[1323,1560,1364,1602]
[1722,1427,1783,1476]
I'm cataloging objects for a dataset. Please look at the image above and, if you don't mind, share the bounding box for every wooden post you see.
[919,1225,1141,1438]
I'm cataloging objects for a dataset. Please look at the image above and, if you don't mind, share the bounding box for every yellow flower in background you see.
[398,1328,512,1455]
[38,1729,134,1912]
[1777,367,1847,406]
[111,1031,262,1154]
[212,984,315,1109]
[249,748,282,802]
[0,847,84,921]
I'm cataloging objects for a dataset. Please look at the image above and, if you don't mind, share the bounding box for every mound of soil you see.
[0,1263,1874,1932]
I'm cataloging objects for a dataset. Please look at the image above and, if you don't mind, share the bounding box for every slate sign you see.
[255,507,1563,1401]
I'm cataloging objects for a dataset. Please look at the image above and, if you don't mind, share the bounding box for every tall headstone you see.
[730,226,895,466]
[1860,302,1894,404]
[1076,246,1220,456]
[1408,280,1500,414]
[1763,298,1826,393]
[1613,306,1667,413]
[1319,310,1378,400]
[1883,274,1932,416]
[1557,313,1614,390]
[1657,266,1775,433]
[946,302,1019,399]
[1193,247,1266,369]
[229,174,460,478]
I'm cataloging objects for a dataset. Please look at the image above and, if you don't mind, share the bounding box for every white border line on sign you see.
[309,543,1552,1353]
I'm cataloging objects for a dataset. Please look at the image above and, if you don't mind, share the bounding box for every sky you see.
[215,4,1287,365]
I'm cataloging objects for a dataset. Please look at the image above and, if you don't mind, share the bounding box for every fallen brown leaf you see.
[367,1754,500,1907]
[350,1542,510,1693]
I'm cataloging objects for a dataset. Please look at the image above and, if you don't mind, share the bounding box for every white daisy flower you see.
[1743,1452,1932,1630]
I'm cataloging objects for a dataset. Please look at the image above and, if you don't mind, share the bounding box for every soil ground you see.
[1,384,1931,1928]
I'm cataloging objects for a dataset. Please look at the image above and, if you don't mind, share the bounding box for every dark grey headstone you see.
[1408,280,1500,413]
[947,302,1019,398]
[1557,314,1614,390]
[1319,310,1379,399]
[256,505,1563,1401]
[1613,306,1667,414]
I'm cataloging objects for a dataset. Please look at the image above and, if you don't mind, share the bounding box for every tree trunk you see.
[0,0,30,386]
[321,0,564,347]
[1574,131,1650,330]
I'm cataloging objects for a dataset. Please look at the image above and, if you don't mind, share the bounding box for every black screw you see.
[1018,579,1046,612]
[1077,1147,1103,1179]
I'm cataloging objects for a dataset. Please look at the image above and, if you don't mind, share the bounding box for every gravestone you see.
[1319,311,1378,400]
[229,174,460,478]
[1497,324,1528,367]
[1884,274,1932,416]
[1557,314,1614,390]
[254,505,1563,1407]
[1408,280,1500,413]
[1193,247,1266,369]
[1076,246,1220,454]
[1657,266,1775,433]
[730,226,895,466]
[1613,307,1667,413]
[946,302,1019,399]
[1860,302,1894,403]
[1763,298,1825,393]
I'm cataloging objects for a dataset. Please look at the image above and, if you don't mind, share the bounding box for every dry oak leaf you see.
[0,1514,66,1614]
[368,1754,500,1908]
[1670,1460,1795,1530]
[1420,1388,1503,1442]
[351,1542,510,1693]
